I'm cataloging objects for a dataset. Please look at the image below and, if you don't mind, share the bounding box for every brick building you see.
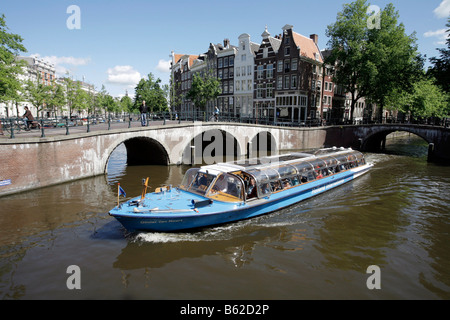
[170,24,337,125]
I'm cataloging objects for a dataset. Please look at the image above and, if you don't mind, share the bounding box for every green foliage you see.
[25,74,51,115]
[134,73,168,113]
[186,72,221,111]
[386,76,449,118]
[0,14,27,103]
[428,18,450,93]
[325,0,422,120]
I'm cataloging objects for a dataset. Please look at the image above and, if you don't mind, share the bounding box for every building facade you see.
[1,56,56,117]
[253,27,280,123]
[235,33,260,119]
[170,24,342,125]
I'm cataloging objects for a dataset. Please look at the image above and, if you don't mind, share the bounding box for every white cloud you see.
[156,59,171,73]
[434,0,450,18]
[424,28,449,45]
[106,65,141,86]
[30,53,91,75]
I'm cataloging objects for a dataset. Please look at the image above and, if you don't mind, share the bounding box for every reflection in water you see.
[0,136,450,299]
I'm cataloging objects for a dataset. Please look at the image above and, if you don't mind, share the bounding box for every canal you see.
[0,134,449,299]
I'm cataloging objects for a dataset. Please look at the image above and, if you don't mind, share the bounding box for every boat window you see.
[186,171,216,195]
[207,173,244,202]
[261,167,280,181]
[347,153,358,168]
[180,168,200,190]
[246,168,272,196]
[275,164,298,178]
[335,154,349,171]
[355,152,365,166]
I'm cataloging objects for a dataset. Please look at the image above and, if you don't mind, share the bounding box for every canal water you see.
[0,134,449,300]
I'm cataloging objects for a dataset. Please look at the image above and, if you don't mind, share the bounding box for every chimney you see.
[310,34,318,45]
[224,38,230,48]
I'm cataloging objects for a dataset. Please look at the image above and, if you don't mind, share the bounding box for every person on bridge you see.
[139,100,148,126]
[23,106,34,130]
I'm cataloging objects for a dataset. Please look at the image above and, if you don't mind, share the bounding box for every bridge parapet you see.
[0,122,448,197]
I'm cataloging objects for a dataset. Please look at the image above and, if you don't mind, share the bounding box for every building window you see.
[224,68,229,79]
[257,65,264,79]
[229,56,234,66]
[224,81,228,93]
[284,60,290,73]
[284,75,290,89]
[267,64,273,78]
[236,67,240,77]
[224,57,229,67]
[263,47,268,58]
[247,65,252,75]
[229,81,234,93]
[218,58,223,68]
[218,70,223,79]
[242,66,246,76]
[300,95,307,106]
[277,61,283,72]
[311,79,316,90]
[248,79,252,91]
[292,59,298,71]
[229,68,234,78]
[267,83,273,98]
[241,54,246,61]
[277,76,282,89]
[284,47,290,56]
[291,75,297,89]
[257,84,264,98]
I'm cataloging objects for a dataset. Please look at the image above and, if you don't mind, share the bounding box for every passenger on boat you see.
[282,178,291,189]
[260,183,271,195]
[316,171,323,179]
[246,179,258,199]
[271,180,282,191]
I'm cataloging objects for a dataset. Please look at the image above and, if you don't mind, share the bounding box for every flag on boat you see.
[118,184,126,197]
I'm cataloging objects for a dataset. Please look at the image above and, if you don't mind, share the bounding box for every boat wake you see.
[131,210,307,244]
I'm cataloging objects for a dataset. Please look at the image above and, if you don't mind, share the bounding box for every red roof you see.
[292,32,323,63]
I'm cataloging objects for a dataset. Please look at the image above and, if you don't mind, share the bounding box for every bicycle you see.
[1,118,40,136]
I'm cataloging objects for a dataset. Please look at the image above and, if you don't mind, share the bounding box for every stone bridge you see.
[0,122,448,196]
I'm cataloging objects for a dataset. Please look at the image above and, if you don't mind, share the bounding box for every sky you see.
[2,0,449,97]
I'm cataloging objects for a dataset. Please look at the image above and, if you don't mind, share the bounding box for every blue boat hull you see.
[109,164,372,232]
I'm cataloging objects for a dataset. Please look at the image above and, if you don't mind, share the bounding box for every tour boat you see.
[109,147,373,232]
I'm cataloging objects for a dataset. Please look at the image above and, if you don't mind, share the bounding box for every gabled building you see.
[273,24,324,125]
[170,52,199,115]
[253,26,281,123]
[216,39,237,117]
[235,33,260,119]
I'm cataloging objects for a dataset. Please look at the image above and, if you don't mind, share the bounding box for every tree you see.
[71,82,88,115]
[325,0,422,122]
[186,72,221,112]
[25,74,51,117]
[47,81,66,116]
[0,14,27,110]
[61,76,78,116]
[428,18,450,93]
[134,73,168,113]
[120,95,133,113]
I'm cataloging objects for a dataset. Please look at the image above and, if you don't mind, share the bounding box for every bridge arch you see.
[247,131,277,158]
[361,128,431,152]
[181,128,241,165]
[104,136,170,174]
